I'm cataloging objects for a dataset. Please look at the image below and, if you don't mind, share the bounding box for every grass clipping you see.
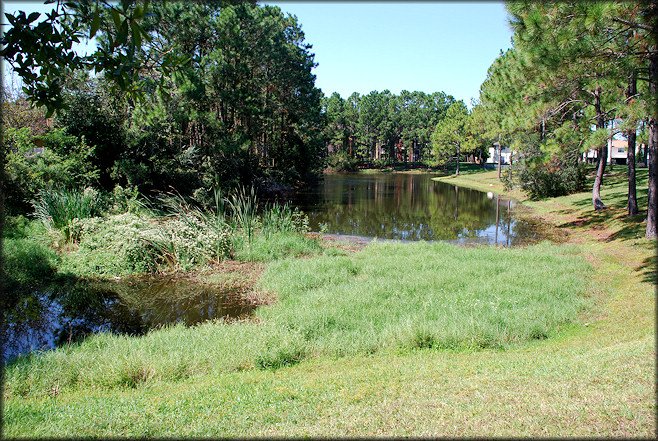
[4,241,593,397]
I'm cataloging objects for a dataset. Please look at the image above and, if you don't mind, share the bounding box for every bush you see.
[505,159,587,199]
[325,152,359,172]
[107,185,144,215]
[62,212,233,277]
[2,127,100,215]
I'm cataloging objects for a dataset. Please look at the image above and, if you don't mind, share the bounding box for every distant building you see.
[487,142,514,165]
[584,139,644,165]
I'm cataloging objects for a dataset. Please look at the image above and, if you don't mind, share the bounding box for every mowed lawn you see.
[3,167,655,438]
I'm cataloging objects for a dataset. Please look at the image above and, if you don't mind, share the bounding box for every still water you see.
[2,277,256,362]
[287,172,539,246]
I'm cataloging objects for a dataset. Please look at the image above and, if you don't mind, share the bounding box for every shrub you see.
[2,128,100,215]
[63,212,234,277]
[505,158,587,199]
[326,152,359,172]
[107,185,144,215]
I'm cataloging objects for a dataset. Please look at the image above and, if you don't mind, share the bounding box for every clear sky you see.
[2,1,514,107]
[267,1,514,105]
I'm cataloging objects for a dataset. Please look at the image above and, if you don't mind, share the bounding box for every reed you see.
[30,187,103,242]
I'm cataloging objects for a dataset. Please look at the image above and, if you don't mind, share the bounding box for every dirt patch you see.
[308,233,371,252]
[191,261,273,307]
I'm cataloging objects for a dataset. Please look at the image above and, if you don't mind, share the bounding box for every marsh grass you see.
[228,185,259,248]
[257,240,593,354]
[31,187,103,243]
[232,231,321,262]
[3,240,592,399]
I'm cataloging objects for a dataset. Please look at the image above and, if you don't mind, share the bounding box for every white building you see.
[487,142,514,165]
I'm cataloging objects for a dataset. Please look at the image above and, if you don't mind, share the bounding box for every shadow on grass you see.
[604,213,647,242]
[636,254,657,285]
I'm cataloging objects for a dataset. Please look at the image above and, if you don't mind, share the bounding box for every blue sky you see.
[3,1,514,106]
[268,1,514,106]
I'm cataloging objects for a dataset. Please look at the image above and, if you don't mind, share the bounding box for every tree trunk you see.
[497,134,502,180]
[643,1,658,237]
[647,117,657,237]
[626,69,639,215]
[646,51,657,238]
[592,87,607,210]
[627,129,639,215]
[455,143,460,176]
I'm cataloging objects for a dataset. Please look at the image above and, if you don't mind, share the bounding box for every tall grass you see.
[3,240,593,398]
[228,185,259,247]
[31,188,103,242]
[261,202,310,237]
[256,241,593,355]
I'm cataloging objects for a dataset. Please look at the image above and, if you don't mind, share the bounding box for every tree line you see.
[321,90,468,168]
[2,0,327,214]
[473,1,657,238]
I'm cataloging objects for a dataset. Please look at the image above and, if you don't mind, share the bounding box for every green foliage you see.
[107,185,144,215]
[2,127,100,215]
[261,203,310,237]
[232,231,320,262]
[505,158,587,199]
[321,90,455,164]
[325,151,359,171]
[431,101,475,173]
[228,186,259,247]
[0,1,187,115]
[31,187,104,243]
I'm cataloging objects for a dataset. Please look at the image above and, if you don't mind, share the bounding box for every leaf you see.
[110,8,123,31]
[90,8,101,38]
[133,5,145,20]
[116,21,129,45]
[130,20,142,48]
[27,12,41,23]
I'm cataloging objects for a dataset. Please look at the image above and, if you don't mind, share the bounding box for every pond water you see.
[2,276,256,362]
[286,172,541,246]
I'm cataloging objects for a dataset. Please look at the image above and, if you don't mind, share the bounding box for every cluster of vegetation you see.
[2,0,325,216]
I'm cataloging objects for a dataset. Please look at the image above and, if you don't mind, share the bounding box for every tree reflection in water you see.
[287,173,540,245]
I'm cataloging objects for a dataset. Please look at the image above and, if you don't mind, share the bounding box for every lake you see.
[286,172,539,246]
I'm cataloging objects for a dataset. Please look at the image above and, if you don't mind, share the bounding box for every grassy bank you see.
[3,167,655,437]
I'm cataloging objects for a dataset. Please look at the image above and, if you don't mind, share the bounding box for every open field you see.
[3,166,655,438]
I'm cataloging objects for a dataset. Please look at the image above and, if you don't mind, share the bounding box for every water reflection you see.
[2,277,256,362]
[286,173,538,245]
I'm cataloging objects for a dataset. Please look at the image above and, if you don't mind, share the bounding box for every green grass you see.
[2,165,655,437]
[3,241,592,399]
[232,231,322,262]
[258,241,592,354]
